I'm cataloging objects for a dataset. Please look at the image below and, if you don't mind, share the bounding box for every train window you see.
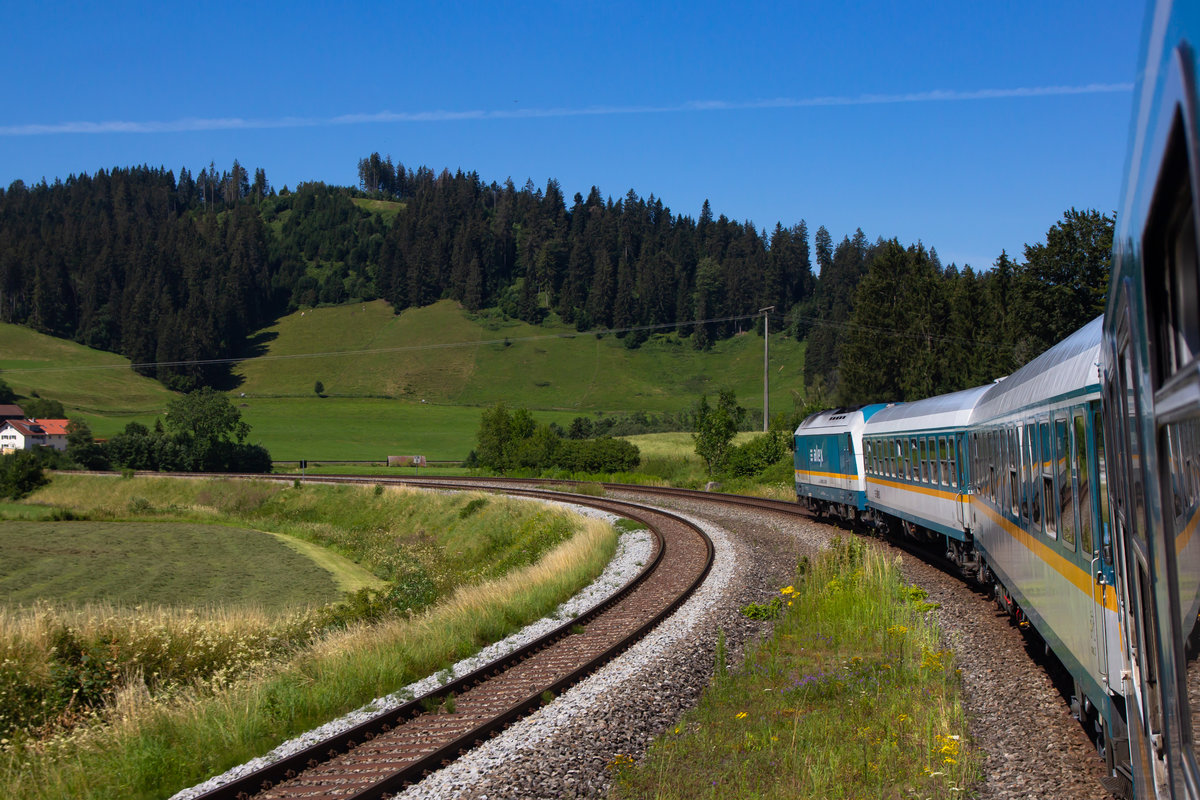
[911,439,920,481]
[949,438,958,489]
[938,437,948,486]
[1039,422,1052,534]
[992,431,1001,500]
[1056,417,1075,549]
[988,432,997,500]
[1093,409,1112,566]
[1120,349,1148,546]
[1074,413,1093,555]
[972,433,981,491]
[1005,429,1016,514]
[1168,425,1184,522]
[1144,109,1200,386]
[999,432,1006,500]
[918,438,927,483]
[931,437,941,485]
[1021,424,1034,525]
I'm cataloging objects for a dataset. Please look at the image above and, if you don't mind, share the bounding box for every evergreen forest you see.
[0,154,1113,405]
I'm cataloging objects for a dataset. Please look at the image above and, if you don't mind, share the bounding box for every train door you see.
[1112,301,1169,797]
[841,433,854,496]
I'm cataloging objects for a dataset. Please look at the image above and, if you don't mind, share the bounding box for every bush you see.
[724,430,789,477]
[0,450,48,499]
[553,437,640,473]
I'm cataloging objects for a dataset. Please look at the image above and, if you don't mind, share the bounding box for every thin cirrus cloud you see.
[0,83,1132,136]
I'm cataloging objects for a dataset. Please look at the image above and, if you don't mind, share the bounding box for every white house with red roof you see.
[0,419,70,454]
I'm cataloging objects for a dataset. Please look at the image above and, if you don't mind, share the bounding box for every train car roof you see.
[972,316,1103,423]
[864,384,992,435]
[794,403,890,435]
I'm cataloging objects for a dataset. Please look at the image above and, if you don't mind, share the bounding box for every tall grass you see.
[0,517,617,800]
[614,537,979,799]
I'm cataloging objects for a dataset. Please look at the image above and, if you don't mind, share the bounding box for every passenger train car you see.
[861,385,987,571]
[794,3,1200,796]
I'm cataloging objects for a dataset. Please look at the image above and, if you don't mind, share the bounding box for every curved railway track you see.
[187,481,713,800]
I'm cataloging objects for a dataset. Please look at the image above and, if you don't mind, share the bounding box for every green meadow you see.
[0,321,173,435]
[0,521,359,609]
[2,299,806,460]
[232,300,805,415]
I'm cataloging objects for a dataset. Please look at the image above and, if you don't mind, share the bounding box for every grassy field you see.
[231,299,805,413]
[350,196,406,223]
[0,521,370,609]
[0,321,173,434]
[1,299,807,459]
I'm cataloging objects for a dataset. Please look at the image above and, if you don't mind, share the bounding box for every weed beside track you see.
[613,536,979,799]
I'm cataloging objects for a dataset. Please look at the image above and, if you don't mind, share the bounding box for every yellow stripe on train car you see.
[975,501,1118,612]
[796,468,857,482]
[866,476,962,501]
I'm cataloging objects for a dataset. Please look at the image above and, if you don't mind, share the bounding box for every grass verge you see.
[0,516,617,800]
[612,537,979,799]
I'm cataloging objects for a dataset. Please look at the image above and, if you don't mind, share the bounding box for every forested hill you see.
[0,156,1112,404]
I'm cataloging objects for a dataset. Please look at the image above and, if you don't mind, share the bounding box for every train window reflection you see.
[1094,410,1112,565]
[1074,414,1093,554]
[949,438,958,488]
[1056,417,1074,549]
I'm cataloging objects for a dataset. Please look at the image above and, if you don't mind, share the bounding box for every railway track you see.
[188,481,713,800]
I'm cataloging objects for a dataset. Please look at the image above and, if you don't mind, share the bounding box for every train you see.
[794,1,1200,797]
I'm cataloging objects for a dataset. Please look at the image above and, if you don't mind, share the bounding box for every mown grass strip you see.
[613,537,979,799]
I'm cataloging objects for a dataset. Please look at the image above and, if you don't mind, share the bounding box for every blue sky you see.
[1,1,1144,271]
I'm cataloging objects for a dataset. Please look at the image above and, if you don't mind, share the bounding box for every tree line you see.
[820,208,1113,405]
[0,154,1112,407]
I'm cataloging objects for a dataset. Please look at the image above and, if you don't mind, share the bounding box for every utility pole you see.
[759,306,775,432]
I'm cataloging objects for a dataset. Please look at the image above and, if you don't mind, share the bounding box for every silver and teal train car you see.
[793,404,889,521]
[861,385,989,568]
[967,317,1128,786]
[1101,0,1200,795]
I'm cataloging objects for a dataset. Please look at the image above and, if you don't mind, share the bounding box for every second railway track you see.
[188,481,713,800]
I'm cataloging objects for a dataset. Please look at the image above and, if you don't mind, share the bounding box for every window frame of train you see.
[1041,420,1057,539]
